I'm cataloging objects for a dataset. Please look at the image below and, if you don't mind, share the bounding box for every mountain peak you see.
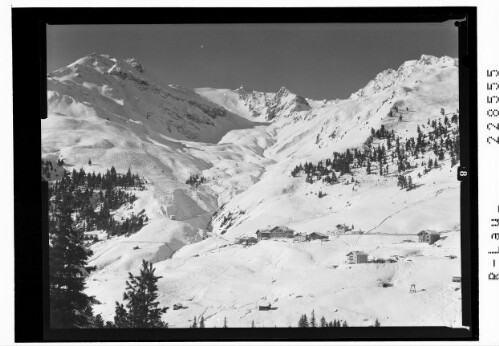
[350,55,458,99]
[124,57,144,73]
[235,85,252,93]
[276,86,292,96]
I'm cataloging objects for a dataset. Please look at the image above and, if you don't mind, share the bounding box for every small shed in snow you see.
[236,236,258,246]
[346,251,368,264]
[294,233,307,242]
[417,230,440,244]
[308,232,328,241]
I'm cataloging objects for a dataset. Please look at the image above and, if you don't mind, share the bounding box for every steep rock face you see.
[265,86,311,120]
[196,85,311,122]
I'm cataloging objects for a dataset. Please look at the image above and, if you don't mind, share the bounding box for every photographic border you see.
[12,6,478,342]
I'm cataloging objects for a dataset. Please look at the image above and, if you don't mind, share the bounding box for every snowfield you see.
[43,53,462,328]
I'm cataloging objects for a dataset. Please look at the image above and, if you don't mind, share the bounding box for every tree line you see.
[298,310,380,327]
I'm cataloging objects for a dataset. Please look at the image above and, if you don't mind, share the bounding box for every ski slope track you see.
[42,54,462,327]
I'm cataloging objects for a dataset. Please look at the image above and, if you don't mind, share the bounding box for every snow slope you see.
[43,54,462,328]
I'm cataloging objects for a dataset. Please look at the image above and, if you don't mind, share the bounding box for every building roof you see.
[417,230,440,236]
[310,231,327,237]
[294,232,306,237]
[238,235,257,240]
[270,225,294,233]
[346,251,368,256]
[256,230,270,234]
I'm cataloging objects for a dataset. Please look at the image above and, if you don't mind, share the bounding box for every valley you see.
[42,53,462,328]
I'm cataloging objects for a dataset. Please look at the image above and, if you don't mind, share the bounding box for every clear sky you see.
[47,22,458,100]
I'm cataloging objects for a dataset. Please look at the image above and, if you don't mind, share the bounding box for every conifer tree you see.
[407,176,413,190]
[310,310,316,327]
[112,260,168,328]
[298,314,309,327]
[113,302,129,328]
[200,316,205,328]
[94,314,105,328]
[192,316,198,328]
[49,188,98,328]
[223,316,228,328]
[320,316,327,327]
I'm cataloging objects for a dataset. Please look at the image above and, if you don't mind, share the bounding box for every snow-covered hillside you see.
[43,54,462,328]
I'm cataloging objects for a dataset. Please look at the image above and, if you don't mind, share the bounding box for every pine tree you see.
[192,316,198,328]
[251,320,255,328]
[298,314,309,327]
[49,189,98,328]
[94,314,105,328]
[373,318,381,327]
[223,316,228,328]
[320,316,327,327]
[200,316,205,328]
[310,310,316,327]
[112,260,168,328]
[113,302,129,328]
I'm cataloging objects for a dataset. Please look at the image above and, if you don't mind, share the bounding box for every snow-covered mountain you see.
[196,85,311,122]
[47,53,254,143]
[43,54,462,328]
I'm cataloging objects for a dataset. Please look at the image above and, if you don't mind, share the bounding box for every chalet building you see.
[294,233,308,242]
[256,226,295,240]
[308,232,328,241]
[417,230,440,244]
[235,236,258,246]
[269,226,295,238]
[256,230,271,241]
[346,251,368,264]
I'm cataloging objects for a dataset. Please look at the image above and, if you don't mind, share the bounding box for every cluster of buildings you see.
[234,226,330,246]
[255,226,329,242]
[234,227,442,265]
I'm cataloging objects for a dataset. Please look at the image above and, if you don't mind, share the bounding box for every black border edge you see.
[12,6,478,343]
[457,8,478,338]
[13,8,45,343]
